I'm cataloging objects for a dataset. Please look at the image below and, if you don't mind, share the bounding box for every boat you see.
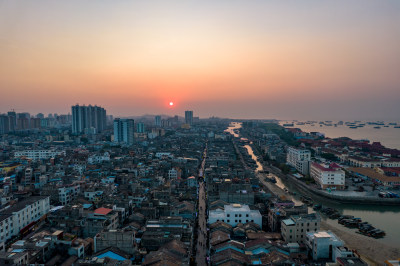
[282,123,294,127]
[329,213,341,219]
[338,215,354,223]
[370,229,386,238]
[373,126,381,129]
[313,204,322,211]
[394,126,400,128]
[349,126,358,129]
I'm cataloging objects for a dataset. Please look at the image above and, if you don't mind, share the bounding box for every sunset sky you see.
[1,0,399,120]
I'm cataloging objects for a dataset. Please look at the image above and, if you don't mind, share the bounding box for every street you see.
[196,181,207,265]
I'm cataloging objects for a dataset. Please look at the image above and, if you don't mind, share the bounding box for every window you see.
[227,214,230,217]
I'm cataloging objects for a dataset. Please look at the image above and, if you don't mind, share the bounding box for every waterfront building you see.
[348,167,400,187]
[310,162,345,190]
[71,104,107,134]
[281,213,321,244]
[208,204,262,227]
[306,231,344,261]
[185,110,193,125]
[286,147,311,175]
[113,118,134,145]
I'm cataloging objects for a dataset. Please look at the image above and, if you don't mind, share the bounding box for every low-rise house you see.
[348,167,400,187]
[306,231,343,261]
[94,228,137,255]
[208,204,262,228]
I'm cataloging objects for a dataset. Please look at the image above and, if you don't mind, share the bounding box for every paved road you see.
[196,145,208,265]
[196,181,207,265]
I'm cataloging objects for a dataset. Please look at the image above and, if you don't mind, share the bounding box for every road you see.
[196,145,208,266]
[196,181,207,265]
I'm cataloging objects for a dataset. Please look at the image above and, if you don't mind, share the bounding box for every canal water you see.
[226,122,400,247]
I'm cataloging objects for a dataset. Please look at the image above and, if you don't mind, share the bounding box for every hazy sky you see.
[1,0,399,120]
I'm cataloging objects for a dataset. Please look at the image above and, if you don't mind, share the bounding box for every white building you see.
[208,204,262,227]
[0,196,50,251]
[306,231,344,261]
[168,168,181,179]
[59,183,81,205]
[281,213,321,244]
[286,147,311,175]
[310,162,345,190]
[14,150,66,160]
[88,152,110,164]
[155,152,173,159]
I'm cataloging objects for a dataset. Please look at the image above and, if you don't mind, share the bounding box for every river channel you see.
[226,122,400,247]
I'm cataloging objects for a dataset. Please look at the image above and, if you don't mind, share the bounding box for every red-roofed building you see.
[94,207,112,216]
[310,162,345,190]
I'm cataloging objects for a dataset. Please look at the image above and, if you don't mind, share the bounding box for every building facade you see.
[185,110,193,126]
[281,213,321,244]
[0,196,50,251]
[72,105,107,134]
[286,147,311,175]
[310,162,345,190]
[306,231,344,260]
[14,150,66,160]
[113,119,135,145]
[208,204,262,227]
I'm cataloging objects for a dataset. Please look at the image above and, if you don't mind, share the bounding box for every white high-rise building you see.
[114,119,134,145]
[286,147,311,175]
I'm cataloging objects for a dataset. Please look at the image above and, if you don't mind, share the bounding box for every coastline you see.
[286,173,400,206]
[321,219,400,265]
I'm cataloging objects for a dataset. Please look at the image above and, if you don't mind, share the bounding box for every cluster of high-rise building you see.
[71,104,107,134]
[0,111,71,134]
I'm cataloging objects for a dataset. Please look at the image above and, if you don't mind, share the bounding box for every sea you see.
[280,122,400,150]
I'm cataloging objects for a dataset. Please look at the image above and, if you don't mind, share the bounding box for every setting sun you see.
[169,101,174,106]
